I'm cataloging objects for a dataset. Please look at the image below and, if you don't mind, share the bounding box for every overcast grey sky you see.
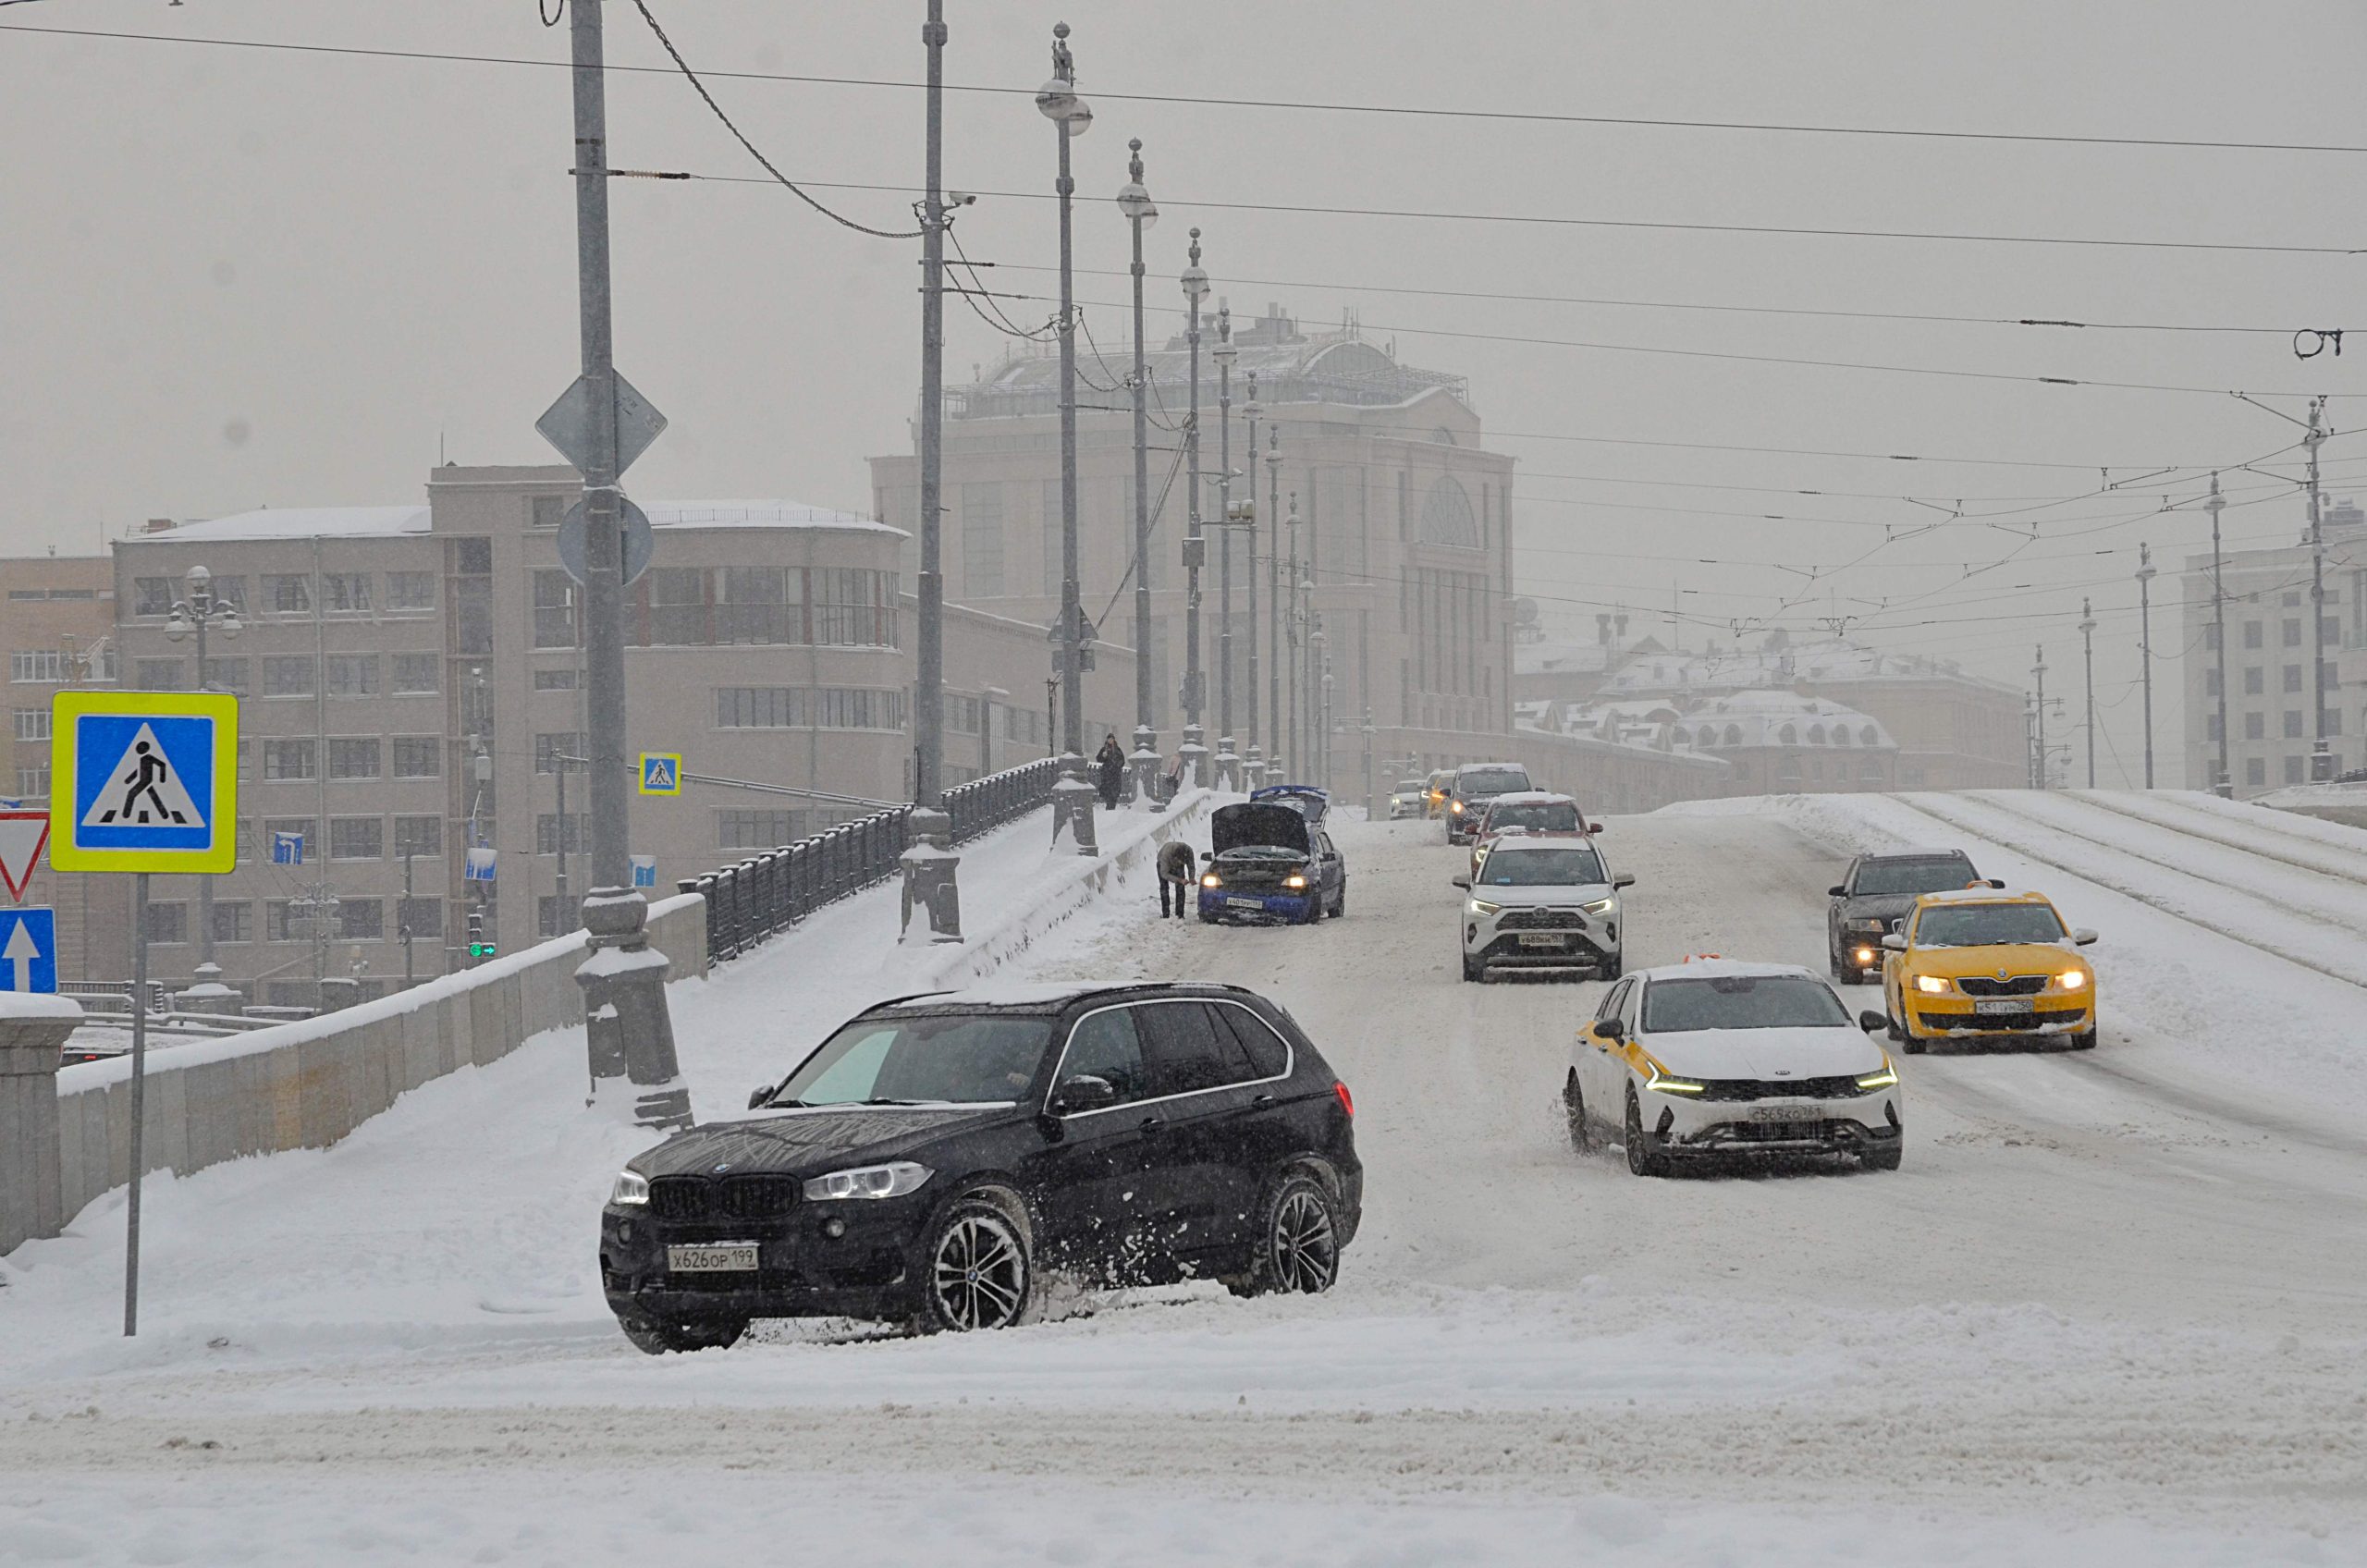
[4,1,2363,779]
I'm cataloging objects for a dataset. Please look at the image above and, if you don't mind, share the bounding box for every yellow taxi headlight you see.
[2057,969,2088,990]
[1913,974,1951,995]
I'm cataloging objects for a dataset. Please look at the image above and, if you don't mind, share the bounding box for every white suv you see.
[1452,838,1631,982]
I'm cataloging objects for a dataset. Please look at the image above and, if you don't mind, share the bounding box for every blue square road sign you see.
[0,907,57,995]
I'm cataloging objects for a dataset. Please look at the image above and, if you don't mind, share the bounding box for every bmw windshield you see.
[1853,859,1977,896]
[766,1012,1053,1108]
[1642,975,1851,1033]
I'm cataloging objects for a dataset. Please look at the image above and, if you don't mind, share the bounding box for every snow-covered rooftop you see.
[1600,636,2006,697]
[154,498,898,543]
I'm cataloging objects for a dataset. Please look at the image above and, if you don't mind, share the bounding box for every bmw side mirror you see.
[1450,875,1470,889]
[747,1084,774,1110]
[1049,1074,1117,1116]
[1613,874,1635,890]
[1827,885,1846,898]
[1858,1010,1888,1033]
[2072,928,2098,946]
[1880,933,1907,951]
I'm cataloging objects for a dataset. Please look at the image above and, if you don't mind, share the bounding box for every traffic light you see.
[466,909,491,962]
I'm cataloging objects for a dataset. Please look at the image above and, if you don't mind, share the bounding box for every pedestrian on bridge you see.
[1095,733,1126,809]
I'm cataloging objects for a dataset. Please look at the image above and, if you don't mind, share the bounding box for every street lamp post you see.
[2305,397,2332,781]
[1178,230,1210,789]
[1036,23,1097,850]
[2207,475,2231,796]
[1285,493,1302,777]
[1116,139,1159,803]
[1265,427,1283,780]
[2079,598,2098,789]
[2137,543,2156,789]
[163,564,240,973]
[1213,303,1239,789]
[1242,374,1262,774]
[2032,645,2050,790]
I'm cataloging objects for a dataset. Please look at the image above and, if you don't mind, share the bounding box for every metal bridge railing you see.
[677,756,1061,966]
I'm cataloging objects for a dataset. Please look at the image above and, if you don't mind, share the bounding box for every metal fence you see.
[677,756,1061,965]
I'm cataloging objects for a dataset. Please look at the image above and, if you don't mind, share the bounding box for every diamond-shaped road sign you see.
[0,809,48,901]
[536,369,668,478]
[558,496,655,589]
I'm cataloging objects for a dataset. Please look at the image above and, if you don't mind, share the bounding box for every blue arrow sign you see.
[0,906,57,994]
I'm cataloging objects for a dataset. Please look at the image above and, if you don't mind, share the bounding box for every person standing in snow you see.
[1158,839,1196,919]
[1095,733,1126,808]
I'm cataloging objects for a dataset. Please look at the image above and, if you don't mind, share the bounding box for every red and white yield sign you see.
[0,809,50,902]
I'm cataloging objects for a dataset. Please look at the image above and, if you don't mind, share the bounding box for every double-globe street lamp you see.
[1036,23,1097,847]
[1116,139,1160,803]
[1178,230,1211,789]
[163,565,241,969]
[1212,304,1239,788]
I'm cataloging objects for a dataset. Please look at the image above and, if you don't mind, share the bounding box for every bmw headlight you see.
[1468,899,1502,915]
[1846,918,1884,933]
[803,1161,932,1201]
[609,1170,650,1206]
[1582,896,1617,914]
[1914,974,1951,995]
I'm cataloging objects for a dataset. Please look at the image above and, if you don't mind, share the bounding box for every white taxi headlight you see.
[1856,1062,1899,1092]
[1468,899,1502,916]
[1914,974,1951,995]
[1581,896,1617,914]
[2057,969,2088,991]
[1645,1069,1706,1096]
[609,1170,650,1207]
[803,1161,932,1202]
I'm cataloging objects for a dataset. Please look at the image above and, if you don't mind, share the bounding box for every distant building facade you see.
[2178,497,2367,796]
[101,466,1134,1003]
[1556,688,1898,797]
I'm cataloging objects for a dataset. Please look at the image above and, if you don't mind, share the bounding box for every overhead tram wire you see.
[12,22,2367,158]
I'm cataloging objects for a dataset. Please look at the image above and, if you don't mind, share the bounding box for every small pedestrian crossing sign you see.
[49,692,239,874]
[639,753,682,796]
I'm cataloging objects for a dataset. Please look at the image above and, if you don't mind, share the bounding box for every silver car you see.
[1452,838,1632,983]
[1388,778,1429,820]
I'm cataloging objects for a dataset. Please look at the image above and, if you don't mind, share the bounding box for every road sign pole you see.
[124,871,148,1337]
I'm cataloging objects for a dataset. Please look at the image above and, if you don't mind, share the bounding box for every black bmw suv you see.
[599,981,1362,1352]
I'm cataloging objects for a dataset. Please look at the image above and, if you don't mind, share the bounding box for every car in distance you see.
[1199,789,1346,923]
[1444,761,1535,845]
[1453,836,1632,982]
[1564,959,1904,1175]
[600,982,1362,1351]
[1466,790,1598,879]
[1879,889,2098,1053]
[1424,767,1456,819]
[1827,849,1998,983]
[1388,778,1429,820]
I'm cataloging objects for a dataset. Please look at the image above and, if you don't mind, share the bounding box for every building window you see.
[392,654,440,694]
[11,708,50,741]
[2284,710,2304,739]
[2242,620,2263,650]
[2205,623,2221,651]
[392,815,443,859]
[717,809,803,850]
[135,658,184,691]
[262,574,313,614]
[328,738,381,779]
[533,668,577,691]
[2284,665,2303,692]
[212,900,252,945]
[386,571,435,611]
[264,739,317,780]
[9,651,65,684]
[535,813,586,855]
[1419,476,1480,548]
[537,896,570,938]
[2326,709,2344,737]
[714,686,907,729]
[2242,712,2264,741]
[534,732,583,774]
[645,567,709,646]
[262,655,315,698]
[531,495,568,531]
[947,694,983,735]
[2206,714,2223,741]
[263,816,316,854]
[16,766,50,800]
[2243,667,2263,695]
[962,484,1006,598]
[321,654,378,697]
[144,901,188,945]
[2323,659,2341,691]
[205,656,251,696]
[329,817,384,860]
[533,570,579,649]
[390,736,441,778]
[398,898,443,939]
[814,569,898,647]
[2205,669,2222,697]
[320,572,372,613]
[132,577,175,617]
[717,567,797,645]
[340,899,385,940]
[2285,754,2306,784]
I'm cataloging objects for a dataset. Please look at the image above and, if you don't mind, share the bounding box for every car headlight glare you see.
[1201,873,1222,888]
[1646,1070,1706,1096]
[1856,1062,1899,1091]
[803,1161,932,1202]
[609,1170,650,1206]
[1283,873,1307,888]
[2057,969,2088,990]
[1582,896,1617,914]
[1468,899,1502,915]
[1914,974,1951,995]
[1852,946,1877,963]
[1451,801,1464,814]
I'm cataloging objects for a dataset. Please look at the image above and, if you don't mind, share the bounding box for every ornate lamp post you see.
[1177,230,1211,790]
[1116,140,1160,804]
[1212,304,1240,789]
[2136,542,2156,789]
[163,565,241,971]
[1241,373,1263,778]
[1036,22,1098,851]
[1265,428,1284,781]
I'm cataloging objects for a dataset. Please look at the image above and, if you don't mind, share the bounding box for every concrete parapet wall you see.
[24,894,705,1251]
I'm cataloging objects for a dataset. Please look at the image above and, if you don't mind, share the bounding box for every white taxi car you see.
[1563,959,1903,1176]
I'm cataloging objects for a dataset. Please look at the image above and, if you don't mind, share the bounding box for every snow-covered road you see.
[2,794,2362,1566]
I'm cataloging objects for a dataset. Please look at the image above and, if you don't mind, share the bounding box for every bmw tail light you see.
[1333,1081,1355,1118]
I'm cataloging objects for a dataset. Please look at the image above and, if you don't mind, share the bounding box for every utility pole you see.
[2079,598,2098,788]
[554,753,570,920]
[2305,396,2332,781]
[1265,427,1283,778]
[2137,542,2156,789]
[1242,373,1262,769]
[2032,644,2050,790]
[1118,139,1159,802]
[1213,302,1238,787]
[1179,230,1210,786]
[2207,474,2232,796]
[164,563,239,972]
[1036,23,1091,758]
[559,0,687,1128]
[914,0,949,812]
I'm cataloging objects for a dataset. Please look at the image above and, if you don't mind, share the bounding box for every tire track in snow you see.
[2066,790,2367,887]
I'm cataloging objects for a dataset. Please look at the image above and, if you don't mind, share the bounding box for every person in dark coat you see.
[1158,839,1196,919]
[1094,733,1126,808]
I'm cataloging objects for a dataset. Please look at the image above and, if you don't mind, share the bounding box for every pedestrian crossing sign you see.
[49,692,239,874]
[638,753,682,796]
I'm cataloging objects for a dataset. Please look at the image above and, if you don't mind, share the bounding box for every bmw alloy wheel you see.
[926,1202,1030,1331]
[1269,1184,1339,1292]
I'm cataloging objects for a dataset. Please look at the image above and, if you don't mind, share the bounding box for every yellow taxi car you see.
[1879,888,2098,1054]
[1423,768,1455,820]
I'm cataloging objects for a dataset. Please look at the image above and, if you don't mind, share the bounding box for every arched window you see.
[1419,476,1479,548]
[1807,723,1827,745]
[1860,725,1881,746]
[1670,725,1691,746]
[1834,726,1856,747]
[1777,723,1797,746]
[1861,757,1885,787]
[1723,723,1743,747]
